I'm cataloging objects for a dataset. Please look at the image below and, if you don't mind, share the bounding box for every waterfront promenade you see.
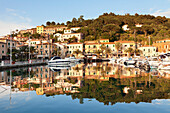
[0,60,47,71]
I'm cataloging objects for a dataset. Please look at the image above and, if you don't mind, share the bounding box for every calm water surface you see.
[0,62,170,113]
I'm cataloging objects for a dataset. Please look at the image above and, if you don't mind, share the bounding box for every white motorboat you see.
[48,56,70,66]
[148,57,160,67]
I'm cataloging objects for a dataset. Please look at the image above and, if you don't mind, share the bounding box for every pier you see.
[0,62,47,71]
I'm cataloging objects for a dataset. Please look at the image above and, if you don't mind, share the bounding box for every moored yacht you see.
[48,56,70,66]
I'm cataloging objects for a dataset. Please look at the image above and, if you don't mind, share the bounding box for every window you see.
[46,45,47,48]
[2,51,4,53]
[148,49,150,52]
[93,45,96,48]
[2,45,4,47]
[45,50,48,54]
[107,45,109,48]
[89,46,90,48]
[144,49,145,51]
[37,46,38,48]
[8,43,10,45]
[113,45,115,47]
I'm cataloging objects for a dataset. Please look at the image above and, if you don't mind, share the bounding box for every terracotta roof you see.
[156,38,170,42]
[100,39,109,40]
[139,45,156,47]
[101,42,115,44]
[115,40,135,43]
[63,33,82,35]
[67,42,83,45]
[85,43,99,45]
[17,37,28,38]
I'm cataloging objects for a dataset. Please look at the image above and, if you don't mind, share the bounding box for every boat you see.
[48,56,70,66]
[65,57,81,63]
[124,58,136,65]
[158,63,170,70]
[148,57,160,67]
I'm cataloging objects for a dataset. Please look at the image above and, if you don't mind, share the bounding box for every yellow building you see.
[36,26,44,34]
[152,38,170,54]
[114,40,136,56]
[67,42,83,54]
[138,45,158,57]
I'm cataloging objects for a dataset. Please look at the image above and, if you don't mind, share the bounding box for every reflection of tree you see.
[70,76,170,105]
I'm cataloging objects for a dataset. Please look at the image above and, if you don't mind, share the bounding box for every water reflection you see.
[0,62,170,105]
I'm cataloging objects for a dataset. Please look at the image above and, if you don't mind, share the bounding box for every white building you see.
[64,29,74,34]
[71,27,81,31]
[25,39,52,47]
[139,46,158,57]
[122,25,130,31]
[54,33,83,42]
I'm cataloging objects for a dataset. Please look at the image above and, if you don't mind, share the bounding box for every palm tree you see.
[100,44,107,57]
[73,49,82,58]
[125,47,134,57]
[53,47,61,56]
[115,42,122,57]
[105,48,112,58]
[95,50,102,58]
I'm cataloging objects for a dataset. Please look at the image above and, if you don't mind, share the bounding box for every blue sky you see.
[0,0,170,36]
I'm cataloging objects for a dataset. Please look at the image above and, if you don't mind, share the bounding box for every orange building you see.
[153,38,170,53]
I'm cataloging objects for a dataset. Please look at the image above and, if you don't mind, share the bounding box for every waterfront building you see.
[67,42,84,57]
[114,40,136,56]
[152,38,170,54]
[0,42,7,60]
[35,42,56,59]
[138,45,158,57]
[44,27,56,35]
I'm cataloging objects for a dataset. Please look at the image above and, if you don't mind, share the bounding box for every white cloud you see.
[6,8,15,12]
[0,20,34,36]
[152,9,170,17]
[6,8,32,23]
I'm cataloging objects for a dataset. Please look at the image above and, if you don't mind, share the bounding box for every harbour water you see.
[0,62,170,113]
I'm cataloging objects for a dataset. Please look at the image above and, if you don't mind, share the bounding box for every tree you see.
[46,21,51,26]
[51,21,56,26]
[125,47,134,57]
[73,49,82,58]
[115,42,122,57]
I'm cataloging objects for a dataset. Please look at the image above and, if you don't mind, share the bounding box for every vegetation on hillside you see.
[65,13,170,44]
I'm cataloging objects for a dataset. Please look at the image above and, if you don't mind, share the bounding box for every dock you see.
[0,62,47,71]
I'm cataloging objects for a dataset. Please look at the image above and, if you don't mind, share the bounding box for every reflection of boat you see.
[65,57,81,63]
[48,56,70,66]
[49,66,71,72]
[158,64,170,70]
[124,60,136,65]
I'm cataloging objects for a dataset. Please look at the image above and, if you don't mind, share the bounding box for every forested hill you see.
[65,13,170,44]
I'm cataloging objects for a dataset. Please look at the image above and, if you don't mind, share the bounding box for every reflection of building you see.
[0,71,9,85]
[35,43,57,59]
